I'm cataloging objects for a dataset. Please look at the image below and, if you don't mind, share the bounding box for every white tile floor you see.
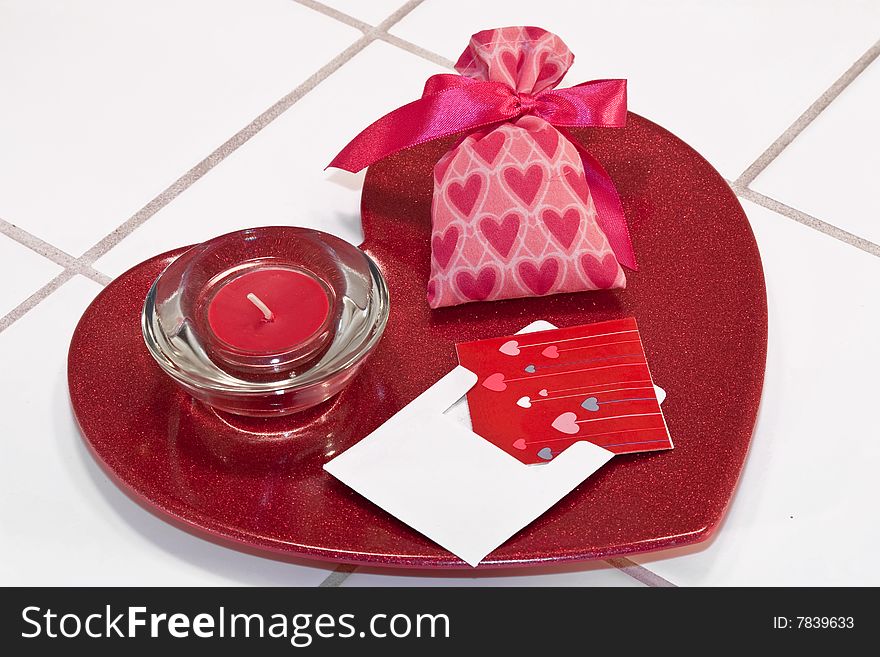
[1,0,878,586]
[0,0,359,256]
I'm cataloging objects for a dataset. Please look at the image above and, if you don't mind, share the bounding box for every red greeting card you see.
[456,318,673,464]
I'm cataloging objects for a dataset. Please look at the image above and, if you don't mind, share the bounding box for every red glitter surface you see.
[68,113,766,568]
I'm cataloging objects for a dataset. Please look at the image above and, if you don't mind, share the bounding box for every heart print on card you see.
[456,317,673,464]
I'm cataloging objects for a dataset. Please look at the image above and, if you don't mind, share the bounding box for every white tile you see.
[0,0,359,256]
[632,200,880,586]
[0,276,333,585]
[318,0,407,25]
[343,563,644,586]
[752,58,880,244]
[391,0,880,179]
[0,235,62,316]
[95,41,448,276]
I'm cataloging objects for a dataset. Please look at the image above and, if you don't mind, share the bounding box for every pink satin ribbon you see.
[329,75,637,270]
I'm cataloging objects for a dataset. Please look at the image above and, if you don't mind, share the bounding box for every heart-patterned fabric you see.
[427,27,624,308]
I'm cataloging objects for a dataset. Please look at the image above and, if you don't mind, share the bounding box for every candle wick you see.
[246,293,275,322]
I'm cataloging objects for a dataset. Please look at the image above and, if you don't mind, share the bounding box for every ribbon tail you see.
[558,128,638,271]
[328,81,515,173]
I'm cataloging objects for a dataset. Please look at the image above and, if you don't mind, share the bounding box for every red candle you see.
[207,266,330,354]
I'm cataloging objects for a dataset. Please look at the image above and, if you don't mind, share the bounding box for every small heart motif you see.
[517,258,558,296]
[538,389,548,397]
[482,372,507,392]
[536,51,560,85]
[524,364,536,373]
[498,340,520,356]
[541,208,581,250]
[503,164,544,206]
[551,412,580,435]
[447,174,482,216]
[581,396,599,412]
[516,396,531,409]
[501,49,523,82]
[581,253,620,289]
[541,345,559,359]
[431,225,459,270]
[480,212,520,258]
[513,438,527,451]
[537,447,554,461]
[456,267,497,301]
[473,131,506,166]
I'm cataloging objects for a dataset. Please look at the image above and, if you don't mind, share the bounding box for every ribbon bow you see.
[329,74,637,270]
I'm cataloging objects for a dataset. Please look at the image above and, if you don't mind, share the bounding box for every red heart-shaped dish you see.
[69,113,766,568]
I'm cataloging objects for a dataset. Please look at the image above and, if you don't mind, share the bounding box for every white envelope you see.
[324,321,618,566]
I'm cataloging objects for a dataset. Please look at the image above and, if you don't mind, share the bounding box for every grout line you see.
[0,217,77,268]
[292,0,371,32]
[84,269,113,286]
[318,563,358,587]
[0,270,76,334]
[0,218,113,287]
[735,38,880,187]
[294,0,453,68]
[380,33,455,68]
[297,0,428,34]
[731,183,880,258]
[371,0,428,32]
[607,558,677,587]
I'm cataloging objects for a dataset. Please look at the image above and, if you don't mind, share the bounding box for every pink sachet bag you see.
[428,29,625,308]
[330,27,636,308]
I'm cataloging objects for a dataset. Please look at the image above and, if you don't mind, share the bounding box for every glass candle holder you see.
[142,226,389,416]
